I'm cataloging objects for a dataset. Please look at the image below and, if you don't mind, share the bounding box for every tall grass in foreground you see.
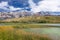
[0,26,52,40]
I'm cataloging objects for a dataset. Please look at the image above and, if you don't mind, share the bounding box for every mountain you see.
[0,11,60,20]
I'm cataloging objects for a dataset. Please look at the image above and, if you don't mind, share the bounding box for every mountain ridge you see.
[0,11,60,20]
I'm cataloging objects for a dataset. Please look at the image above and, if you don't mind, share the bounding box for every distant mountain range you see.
[0,11,60,20]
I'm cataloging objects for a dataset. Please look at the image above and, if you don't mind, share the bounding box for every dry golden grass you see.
[0,26,13,31]
[0,26,52,40]
[1,16,60,23]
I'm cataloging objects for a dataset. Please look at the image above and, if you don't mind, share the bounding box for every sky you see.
[0,0,60,13]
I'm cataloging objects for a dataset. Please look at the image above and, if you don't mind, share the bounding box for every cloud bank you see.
[0,1,22,12]
[29,0,60,13]
[0,0,60,13]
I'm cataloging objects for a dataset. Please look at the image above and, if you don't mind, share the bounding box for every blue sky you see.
[0,0,60,13]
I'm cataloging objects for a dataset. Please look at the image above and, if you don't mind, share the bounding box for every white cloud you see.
[0,0,60,13]
[0,1,21,11]
[29,0,60,13]
[0,2,8,7]
[0,2,9,10]
[9,6,21,11]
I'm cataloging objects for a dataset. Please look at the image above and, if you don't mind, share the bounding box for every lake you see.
[32,24,60,26]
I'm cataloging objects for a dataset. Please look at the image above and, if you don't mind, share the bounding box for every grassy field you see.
[0,16,60,40]
[0,23,59,28]
[0,26,52,40]
[0,22,59,40]
[0,16,60,23]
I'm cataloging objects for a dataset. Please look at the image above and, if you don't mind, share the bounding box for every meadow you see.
[0,26,52,40]
[0,16,60,40]
[1,16,60,23]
